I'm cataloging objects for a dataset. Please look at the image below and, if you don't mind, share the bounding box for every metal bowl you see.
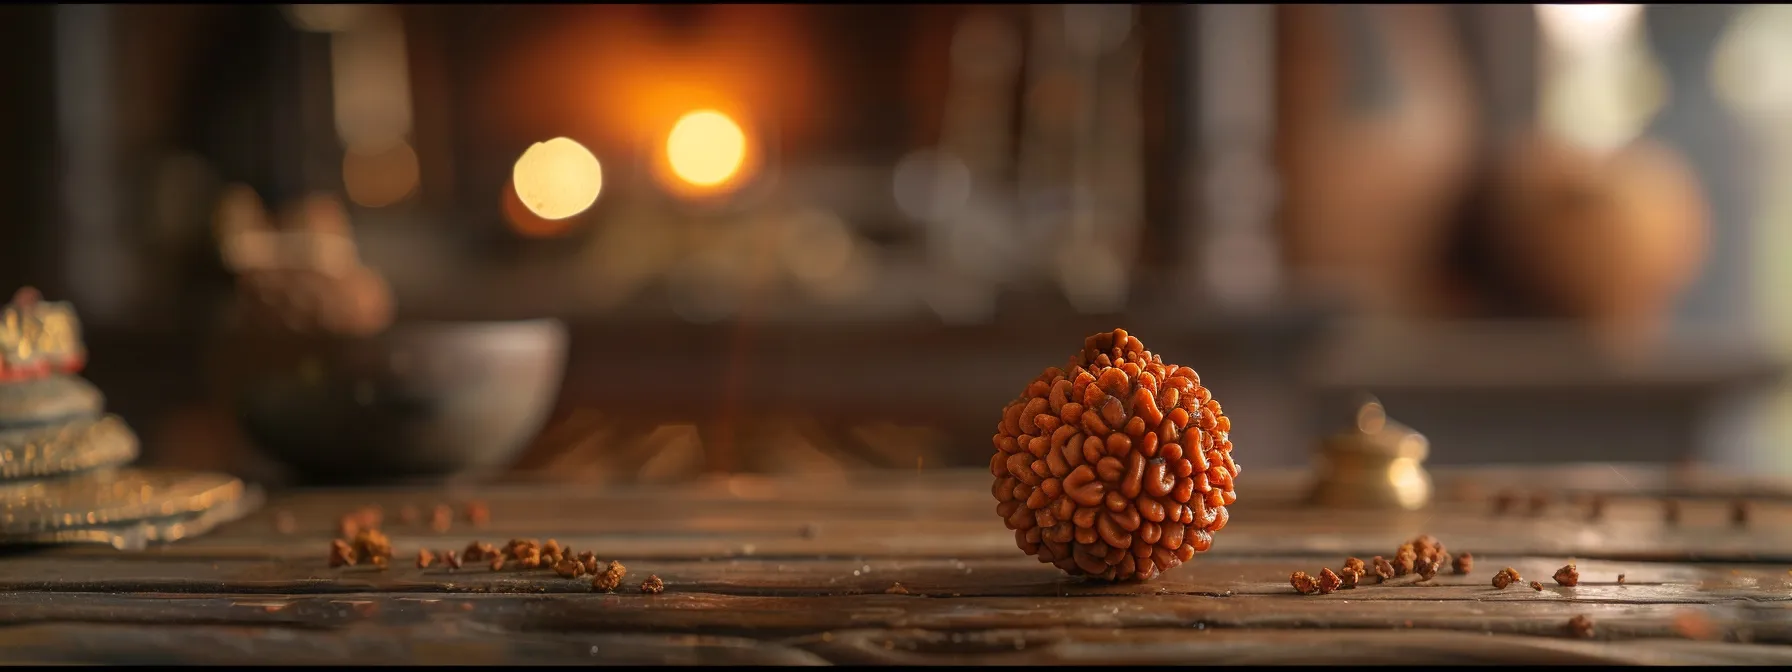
[214,319,567,484]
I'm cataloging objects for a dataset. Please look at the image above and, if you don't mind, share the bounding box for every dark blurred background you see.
[3,4,1791,486]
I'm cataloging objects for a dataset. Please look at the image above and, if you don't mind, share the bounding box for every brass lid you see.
[1307,396,1433,510]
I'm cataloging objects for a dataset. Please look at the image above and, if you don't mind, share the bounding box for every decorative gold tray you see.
[0,468,246,535]
[0,415,138,481]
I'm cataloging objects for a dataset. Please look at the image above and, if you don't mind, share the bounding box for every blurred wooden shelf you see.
[1301,319,1791,467]
[1306,319,1788,393]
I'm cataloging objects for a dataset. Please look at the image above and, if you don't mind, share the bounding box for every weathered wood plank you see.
[4,621,1791,665]
[2,464,1790,663]
[798,628,1792,666]
[1,591,1790,644]
[0,622,829,665]
[0,554,1774,601]
[143,467,1792,564]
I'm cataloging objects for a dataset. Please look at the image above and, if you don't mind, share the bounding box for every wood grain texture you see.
[2,465,1792,664]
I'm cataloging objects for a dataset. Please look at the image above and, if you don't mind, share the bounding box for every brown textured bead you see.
[1316,568,1342,594]
[554,558,585,578]
[1371,556,1394,582]
[1343,557,1366,575]
[592,561,627,591]
[351,529,393,564]
[1393,547,1417,576]
[991,330,1237,583]
[1530,580,1544,591]
[1290,571,1319,595]
[328,540,356,568]
[579,551,599,576]
[1452,552,1473,575]
[640,574,666,595]
[1553,564,1580,587]
[1416,557,1440,581]
[1339,567,1361,589]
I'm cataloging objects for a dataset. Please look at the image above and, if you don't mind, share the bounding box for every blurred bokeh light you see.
[511,137,604,222]
[665,110,748,191]
[341,141,420,208]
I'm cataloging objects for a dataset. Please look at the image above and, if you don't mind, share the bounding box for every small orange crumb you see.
[640,574,665,594]
[465,501,490,527]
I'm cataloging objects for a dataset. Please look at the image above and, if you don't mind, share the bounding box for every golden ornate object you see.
[0,415,139,481]
[1306,396,1433,511]
[0,485,263,550]
[0,468,246,535]
[0,286,260,548]
[0,288,86,382]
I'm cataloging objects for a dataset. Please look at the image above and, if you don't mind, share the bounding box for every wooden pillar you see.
[53,4,138,324]
[0,6,57,296]
[1184,4,1281,308]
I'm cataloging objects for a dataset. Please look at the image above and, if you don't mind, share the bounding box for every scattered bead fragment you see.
[1290,571,1319,595]
[328,539,356,568]
[1416,557,1440,581]
[554,558,585,578]
[1553,564,1579,587]
[593,561,628,591]
[1372,556,1394,582]
[1317,568,1342,594]
[1452,552,1473,575]
[640,574,665,594]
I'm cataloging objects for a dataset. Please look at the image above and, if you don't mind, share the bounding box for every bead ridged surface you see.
[988,328,1238,582]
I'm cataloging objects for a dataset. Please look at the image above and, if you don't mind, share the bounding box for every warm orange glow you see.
[666,110,748,189]
[341,141,420,208]
[494,5,819,152]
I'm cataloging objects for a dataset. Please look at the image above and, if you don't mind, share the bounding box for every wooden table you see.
[3,465,1792,665]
